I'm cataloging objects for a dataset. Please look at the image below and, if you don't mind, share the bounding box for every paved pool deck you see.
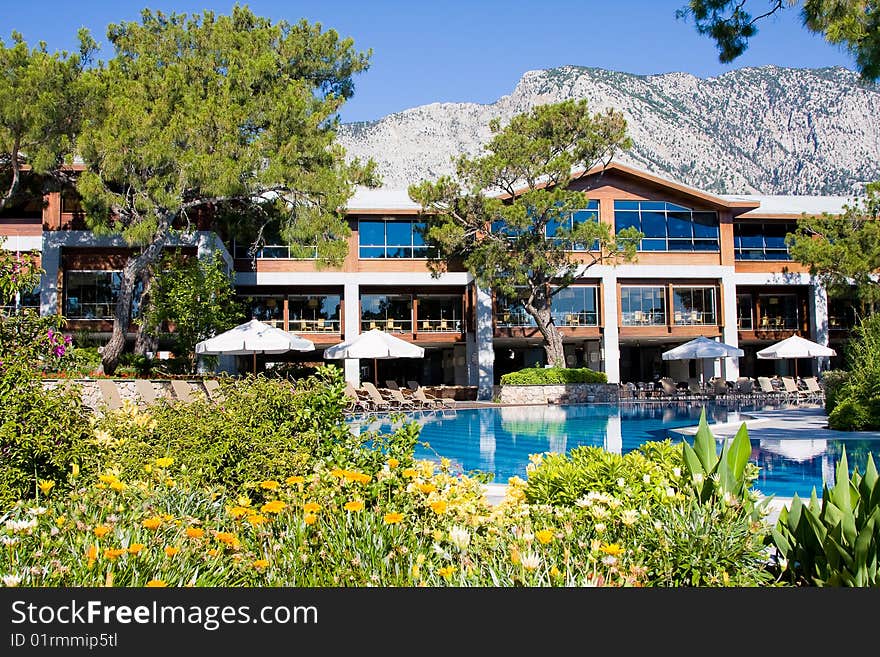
[482,405,880,524]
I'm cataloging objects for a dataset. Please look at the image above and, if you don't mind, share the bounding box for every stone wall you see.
[494,383,619,405]
[42,379,209,413]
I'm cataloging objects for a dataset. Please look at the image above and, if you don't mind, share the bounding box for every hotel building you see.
[0,162,853,399]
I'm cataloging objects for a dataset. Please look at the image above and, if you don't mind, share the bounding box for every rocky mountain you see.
[338,65,880,195]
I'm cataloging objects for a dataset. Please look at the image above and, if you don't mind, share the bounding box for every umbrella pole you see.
[253,352,257,375]
[374,357,378,385]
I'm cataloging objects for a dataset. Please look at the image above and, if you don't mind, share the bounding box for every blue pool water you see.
[349,403,880,499]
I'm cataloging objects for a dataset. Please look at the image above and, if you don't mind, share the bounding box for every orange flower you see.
[285,475,305,485]
[344,471,371,484]
[260,500,286,514]
[103,548,126,560]
[207,548,220,557]
[141,517,162,530]
[128,543,145,555]
[146,579,167,587]
[383,512,404,525]
[535,530,554,545]
[303,513,317,525]
[214,532,238,547]
[227,505,250,518]
[93,525,111,538]
[85,545,97,568]
[303,502,321,513]
[253,559,269,569]
[387,458,400,468]
[417,483,437,494]
[164,546,180,558]
[344,500,365,512]
[246,514,268,526]
[259,480,280,491]
[330,468,346,478]
[185,527,205,539]
[429,500,447,515]
[402,468,418,479]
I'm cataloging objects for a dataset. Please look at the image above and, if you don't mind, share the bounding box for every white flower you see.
[601,555,618,567]
[620,510,639,527]
[27,506,48,516]
[642,474,651,484]
[723,492,737,506]
[693,473,705,485]
[665,487,676,498]
[49,527,60,537]
[594,522,606,533]
[520,552,541,571]
[616,478,626,487]
[591,506,608,520]
[2,574,21,587]
[673,467,681,478]
[522,531,534,544]
[0,536,19,546]
[5,518,37,533]
[448,526,471,551]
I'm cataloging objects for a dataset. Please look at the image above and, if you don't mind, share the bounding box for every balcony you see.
[291,318,340,333]
[416,318,462,333]
[622,310,666,327]
[361,318,413,333]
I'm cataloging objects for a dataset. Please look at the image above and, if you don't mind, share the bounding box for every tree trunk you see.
[133,266,157,356]
[524,300,567,368]
[101,216,171,374]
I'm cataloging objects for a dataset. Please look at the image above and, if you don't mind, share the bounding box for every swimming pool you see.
[349,403,880,499]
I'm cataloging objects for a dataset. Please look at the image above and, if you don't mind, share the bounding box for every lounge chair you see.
[756,376,780,401]
[781,376,809,403]
[802,376,823,401]
[97,379,124,411]
[658,377,685,400]
[170,379,195,403]
[712,378,729,399]
[412,384,456,409]
[134,379,157,406]
[361,382,393,411]
[387,387,417,410]
[344,382,371,413]
[687,378,704,399]
[203,379,225,403]
[734,377,755,399]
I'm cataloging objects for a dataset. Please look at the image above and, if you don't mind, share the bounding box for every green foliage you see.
[678,1,880,81]
[500,366,608,385]
[828,397,871,430]
[680,408,761,515]
[787,182,880,313]
[820,369,849,414]
[409,99,640,367]
[826,315,880,429]
[771,450,880,586]
[0,358,96,510]
[144,252,244,372]
[0,243,41,309]
[95,366,350,497]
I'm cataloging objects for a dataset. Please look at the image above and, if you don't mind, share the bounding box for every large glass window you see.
[358,219,432,259]
[734,222,795,260]
[758,294,800,330]
[241,295,285,328]
[546,201,600,250]
[0,284,40,315]
[620,286,666,326]
[737,294,754,330]
[64,271,142,320]
[614,201,719,251]
[361,294,412,332]
[551,286,599,326]
[289,295,341,332]
[495,293,535,327]
[672,286,717,325]
[417,295,462,333]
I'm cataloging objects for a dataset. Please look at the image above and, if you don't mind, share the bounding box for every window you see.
[361,294,412,332]
[289,295,341,332]
[672,286,717,325]
[241,295,285,328]
[64,271,142,320]
[232,241,317,259]
[552,286,599,326]
[417,295,462,332]
[733,222,795,260]
[359,219,432,259]
[620,286,666,326]
[614,201,719,251]
[736,294,754,330]
[495,292,535,327]
[0,285,40,315]
[758,294,800,330]
[546,201,600,251]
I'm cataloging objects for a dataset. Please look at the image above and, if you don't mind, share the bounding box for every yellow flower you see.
[260,500,287,514]
[259,480,280,491]
[38,480,55,495]
[144,465,152,474]
[402,468,418,479]
[253,559,269,569]
[330,468,346,478]
[141,517,162,531]
[412,564,420,579]
[437,565,456,579]
[549,565,562,578]
[303,513,317,526]
[387,458,399,468]
[110,481,126,492]
[417,483,437,494]
[103,548,126,561]
[93,525,111,538]
[285,475,305,485]
[429,500,447,515]
[98,473,119,485]
[510,547,521,565]
[600,543,625,557]
[55,516,66,528]
[206,548,219,557]
[185,527,205,539]
[344,500,365,512]
[128,543,144,555]
[303,502,321,513]
[227,505,250,518]
[146,579,167,587]
[236,495,252,508]
[246,514,268,526]
[164,546,180,558]
[345,471,371,485]
[535,530,554,545]
[155,457,174,468]
[85,545,97,568]
[214,532,238,547]
[383,512,404,525]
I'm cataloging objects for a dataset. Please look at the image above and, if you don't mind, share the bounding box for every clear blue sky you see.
[2,1,856,123]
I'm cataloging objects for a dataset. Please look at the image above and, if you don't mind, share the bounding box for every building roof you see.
[720,194,854,217]
[347,187,422,214]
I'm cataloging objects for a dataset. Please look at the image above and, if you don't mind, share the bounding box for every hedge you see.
[499,367,608,385]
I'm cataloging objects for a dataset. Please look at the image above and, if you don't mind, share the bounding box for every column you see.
[601,274,620,383]
[720,275,740,381]
[39,235,61,317]
[343,280,360,386]
[474,286,494,400]
[810,283,830,373]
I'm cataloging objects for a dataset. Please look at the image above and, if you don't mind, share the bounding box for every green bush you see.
[500,367,607,385]
[820,369,849,414]
[828,397,870,430]
[95,365,351,497]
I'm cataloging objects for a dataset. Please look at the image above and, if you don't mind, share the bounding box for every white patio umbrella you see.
[756,334,836,378]
[195,318,315,373]
[323,328,424,384]
[661,335,744,386]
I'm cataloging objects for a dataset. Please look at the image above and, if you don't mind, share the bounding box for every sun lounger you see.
[97,379,124,411]
[387,387,417,410]
[344,382,371,413]
[658,377,685,400]
[781,376,809,403]
[202,379,225,403]
[361,382,393,411]
[134,379,157,406]
[802,376,823,401]
[170,379,195,403]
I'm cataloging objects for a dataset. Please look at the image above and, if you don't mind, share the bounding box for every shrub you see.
[771,450,880,586]
[828,397,870,430]
[500,367,607,385]
[820,369,849,414]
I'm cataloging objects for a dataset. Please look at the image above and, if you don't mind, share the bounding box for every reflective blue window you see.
[358,219,433,259]
[545,200,599,251]
[613,201,719,252]
[733,221,795,260]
